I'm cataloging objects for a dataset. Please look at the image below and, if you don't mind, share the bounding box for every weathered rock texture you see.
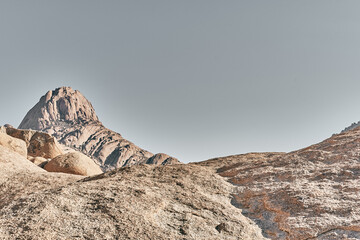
[28,156,48,167]
[19,87,179,170]
[146,153,180,165]
[198,127,360,239]
[45,152,103,176]
[6,127,63,159]
[0,132,27,157]
[0,142,266,239]
[0,145,81,211]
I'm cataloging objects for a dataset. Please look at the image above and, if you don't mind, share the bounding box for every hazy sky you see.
[1,1,360,163]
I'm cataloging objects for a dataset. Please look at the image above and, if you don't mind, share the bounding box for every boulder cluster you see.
[0,126,102,176]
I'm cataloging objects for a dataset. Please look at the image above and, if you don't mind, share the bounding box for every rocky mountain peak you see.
[18,87,180,170]
[19,86,99,130]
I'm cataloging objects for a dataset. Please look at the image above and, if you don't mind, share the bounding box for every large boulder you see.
[0,132,27,157]
[6,127,63,159]
[44,152,103,176]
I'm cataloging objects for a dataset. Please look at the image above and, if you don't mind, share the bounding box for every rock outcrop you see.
[6,127,64,159]
[0,132,27,157]
[28,156,48,167]
[146,153,180,165]
[18,87,180,170]
[19,87,98,130]
[0,141,266,239]
[45,152,103,176]
[0,145,81,210]
[198,127,360,239]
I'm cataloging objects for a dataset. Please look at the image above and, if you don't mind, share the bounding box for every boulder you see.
[44,152,103,176]
[6,127,63,159]
[0,133,27,157]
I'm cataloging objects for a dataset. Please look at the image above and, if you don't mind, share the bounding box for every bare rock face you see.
[0,137,266,240]
[0,163,266,240]
[28,156,48,167]
[6,127,63,159]
[18,87,179,170]
[0,132,27,157]
[19,86,98,130]
[45,152,103,176]
[0,145,81,210]
[198,127,360,239]
[146,153,180,165]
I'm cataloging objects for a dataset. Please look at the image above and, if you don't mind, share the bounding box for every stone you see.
[18,86,99,130]
[44,152,103,176]
[0,132,27,157]
[28,156,48,167]
[198,127,360,239]
[146,153,181,165]
[18,87,179,170]
[0,145,81,211]
[6,127,63,159]
[0,163,266,240]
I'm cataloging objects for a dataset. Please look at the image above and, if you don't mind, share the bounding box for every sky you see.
[1,1,360,163]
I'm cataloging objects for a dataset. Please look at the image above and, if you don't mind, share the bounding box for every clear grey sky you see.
[1,0,360,163]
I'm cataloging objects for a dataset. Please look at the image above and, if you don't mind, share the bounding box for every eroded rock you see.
[146,153,180,165]
[18,87,179,170]
[0,163,266,240]
[198,128,360,239]
[6,127,63,159]
[0,132,27,157]
[44,152,103,176]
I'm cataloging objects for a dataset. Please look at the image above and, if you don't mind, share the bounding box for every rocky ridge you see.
[6,127,64,159]
[0,139,266,239]
[198,127,360,239]
[19,87,179,171]
[6,86,360,239]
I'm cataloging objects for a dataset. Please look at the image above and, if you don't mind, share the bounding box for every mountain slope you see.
[19,87,179,170]
[197,127,360,239]
[0,145,266,239]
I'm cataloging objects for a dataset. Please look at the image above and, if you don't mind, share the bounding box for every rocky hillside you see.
[0,139,266,239]
[197,127,360,239]
[8,86,360,239]
[19,87,179,170]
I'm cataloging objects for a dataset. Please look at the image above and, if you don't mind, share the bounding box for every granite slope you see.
[19,87,179,170]
[197,127,360,239]
[0,143,266,240]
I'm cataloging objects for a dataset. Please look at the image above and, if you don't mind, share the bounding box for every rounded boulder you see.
[44,152,102,176]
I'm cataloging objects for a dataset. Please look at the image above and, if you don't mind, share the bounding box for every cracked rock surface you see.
[18,87,179,170]
[0,153,266,240]
[198,127,360,239]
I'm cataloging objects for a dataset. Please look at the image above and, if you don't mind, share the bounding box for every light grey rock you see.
[198,127,360,239]
[0,162,267,240]
[146,153,181,165]
[18,87,180,170]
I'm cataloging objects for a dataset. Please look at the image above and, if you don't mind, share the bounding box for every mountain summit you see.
[19,87,99,130]
[19,87,179,170]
